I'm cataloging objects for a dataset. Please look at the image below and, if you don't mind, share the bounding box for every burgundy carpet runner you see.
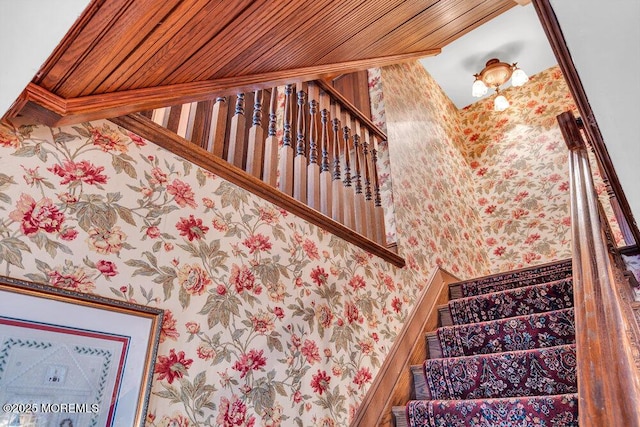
[405,260,579,427]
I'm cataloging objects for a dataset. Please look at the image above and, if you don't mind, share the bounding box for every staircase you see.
[393,259,580,427]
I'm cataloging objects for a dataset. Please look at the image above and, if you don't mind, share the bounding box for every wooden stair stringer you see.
[350,266,458,427]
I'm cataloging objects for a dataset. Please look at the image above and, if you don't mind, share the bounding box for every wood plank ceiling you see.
[8,0,516,126]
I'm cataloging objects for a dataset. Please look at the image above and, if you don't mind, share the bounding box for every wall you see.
[0,109,488,424]
[379,62,490,278]
[459,66,623,271]
[550,0,640,229]
[0,0,90,116]
[459,66,576,271]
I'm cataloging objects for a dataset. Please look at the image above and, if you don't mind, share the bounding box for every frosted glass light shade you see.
[494,95,510,111]
[472,78,488,97]
[511,68,529,87]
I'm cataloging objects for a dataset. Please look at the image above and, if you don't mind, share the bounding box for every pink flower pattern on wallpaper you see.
[373,63,624,273]
[459,66,623,271]
[0,119,476,426]
[379,62,491,278]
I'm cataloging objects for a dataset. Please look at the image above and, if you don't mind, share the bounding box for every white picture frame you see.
[0,275,163,427]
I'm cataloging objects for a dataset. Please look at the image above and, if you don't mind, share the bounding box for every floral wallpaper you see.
[0,106,488,425]
[459,66,623,272]
[379,62,491,278]
[1,60,632,425]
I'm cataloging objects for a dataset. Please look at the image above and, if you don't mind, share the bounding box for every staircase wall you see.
[375,62,624,275]
[0,98,492,424]
[379,62,492,279]
[459,65,624,272]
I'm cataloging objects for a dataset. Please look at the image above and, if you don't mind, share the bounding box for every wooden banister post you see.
[246,90,265,178]
[363,128,376,240]
[342,112,356,230]
[279,84,295,196]
[352,121,367,236]
[319,91,332,217]
[206,96,228,158]
[190,100,214,150]
[371,138,386,246]
[331,101,344,223]
[227,93,246,169]
[293,84,308,204]
[307,83,321,210]
[262,88,279,187]
[558,111,640,427]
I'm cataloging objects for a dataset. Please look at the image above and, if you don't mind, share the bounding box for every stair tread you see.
[448,277,574,325]
[436,308,575,357]
[449,258,572,299]
[405,393,578,427]
[417,344,577,400]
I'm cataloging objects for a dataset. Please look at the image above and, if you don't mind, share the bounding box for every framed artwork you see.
[0,275,163,427]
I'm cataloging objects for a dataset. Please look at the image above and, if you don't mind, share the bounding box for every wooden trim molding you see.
[8,48,440,127]
[532,0,640,247]
[350,267,459,427]
[110,113,405,268]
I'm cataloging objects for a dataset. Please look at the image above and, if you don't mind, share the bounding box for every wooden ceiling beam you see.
[9,48,440,127]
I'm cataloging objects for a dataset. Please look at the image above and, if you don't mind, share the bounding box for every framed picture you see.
[0,275,163,427]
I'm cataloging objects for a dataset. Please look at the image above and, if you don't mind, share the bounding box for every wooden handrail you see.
[314,79,386,141]
[557,111,640,427]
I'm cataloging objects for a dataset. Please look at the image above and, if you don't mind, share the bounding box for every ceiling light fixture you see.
[472,58,529,111]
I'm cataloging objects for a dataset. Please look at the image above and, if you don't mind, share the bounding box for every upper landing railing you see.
[112,80,404,267]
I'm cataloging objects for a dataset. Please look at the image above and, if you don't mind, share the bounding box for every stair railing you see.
[557,111,640,427]
[111,80,403,267]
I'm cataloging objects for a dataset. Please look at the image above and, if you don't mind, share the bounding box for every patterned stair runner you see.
[437,308,575,357]
[406,393,578,427]
[398,259,579,427]
[448,278,574,325]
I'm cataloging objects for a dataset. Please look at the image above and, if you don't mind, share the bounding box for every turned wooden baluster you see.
[319,91,332,217]
[342,112,356,230]
[307,83,320,210]
[227,93,246,169]
[206,96,228,158]
[165,103,184,135]
[279,84,295,196]
[190,100,214,150]
[293,85,308,204]
[362,128,376,240]
[182,102,198,141]
[246,90,264,178]
[371,138,386,246]
[331,102,344,223]
[352,121,367,236]
[151,106,169,127]
[262,88,279,187]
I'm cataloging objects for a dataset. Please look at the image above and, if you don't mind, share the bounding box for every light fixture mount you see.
[471,57,528,110]
[476,58,515,88]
